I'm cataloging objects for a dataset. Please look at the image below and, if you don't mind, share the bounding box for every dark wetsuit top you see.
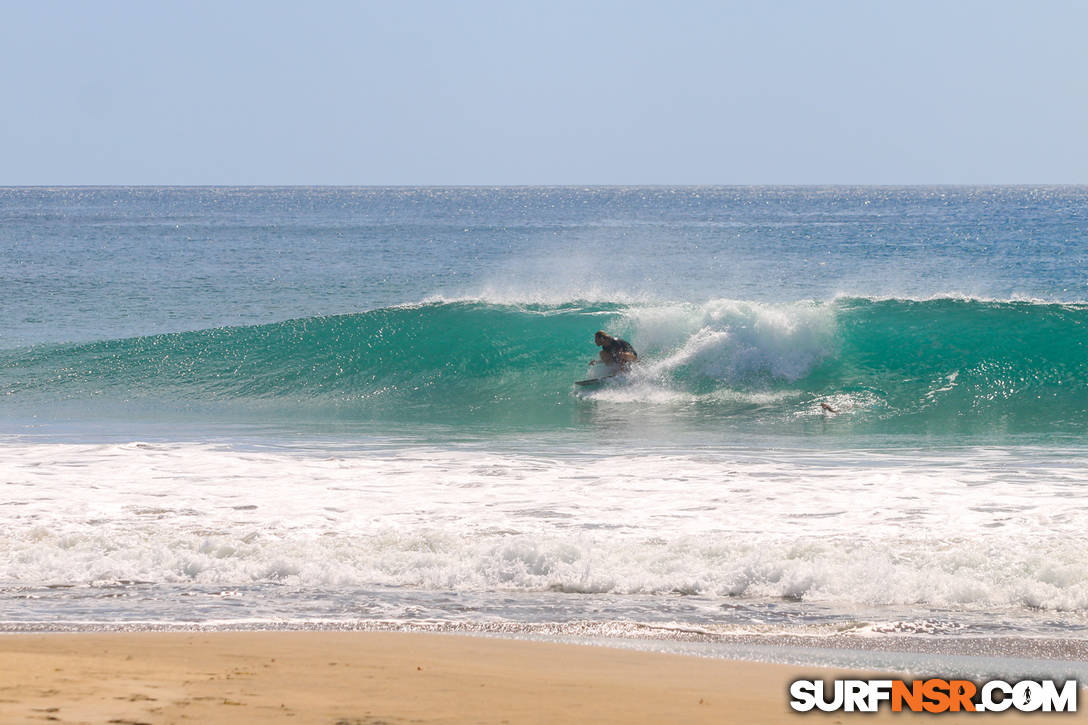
[602,337,637,364]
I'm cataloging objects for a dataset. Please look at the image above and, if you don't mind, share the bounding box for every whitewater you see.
[3,186,1088,671]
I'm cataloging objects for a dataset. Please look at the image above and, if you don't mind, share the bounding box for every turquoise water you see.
[3,187,1088,658]
[3,297,1088,437]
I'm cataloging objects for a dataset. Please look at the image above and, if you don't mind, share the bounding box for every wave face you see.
[820,297,1088,432]
[3,297,1088,434]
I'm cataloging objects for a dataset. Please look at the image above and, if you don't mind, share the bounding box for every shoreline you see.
[6,619,1088,665]
[2,629,1069,724]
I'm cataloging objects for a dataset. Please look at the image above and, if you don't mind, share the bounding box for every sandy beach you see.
[1,631,1071,724]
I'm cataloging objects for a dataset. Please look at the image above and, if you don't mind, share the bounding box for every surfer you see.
[593,330,638,371]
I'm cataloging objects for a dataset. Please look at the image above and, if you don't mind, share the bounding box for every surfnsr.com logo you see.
[789,678,1078,713]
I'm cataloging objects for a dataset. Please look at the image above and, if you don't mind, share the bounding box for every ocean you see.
[3,186,1088,676]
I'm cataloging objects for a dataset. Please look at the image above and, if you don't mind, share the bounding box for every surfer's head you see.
[595,330,611,346]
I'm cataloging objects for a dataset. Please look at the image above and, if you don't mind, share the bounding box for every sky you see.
[2,0,1086,185]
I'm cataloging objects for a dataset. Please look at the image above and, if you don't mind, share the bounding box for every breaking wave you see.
[3,296,1087,433]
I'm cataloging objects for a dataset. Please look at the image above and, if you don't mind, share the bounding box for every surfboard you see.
[575,374,618,386]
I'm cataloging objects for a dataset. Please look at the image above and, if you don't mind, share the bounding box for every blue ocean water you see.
[3,187,1088,663]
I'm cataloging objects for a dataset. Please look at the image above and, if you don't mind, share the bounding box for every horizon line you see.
[2,182,1087,190]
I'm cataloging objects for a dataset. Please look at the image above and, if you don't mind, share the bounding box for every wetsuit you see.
[601,337,637,365]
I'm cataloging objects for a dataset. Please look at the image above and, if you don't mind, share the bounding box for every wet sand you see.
[0,631,1074,723]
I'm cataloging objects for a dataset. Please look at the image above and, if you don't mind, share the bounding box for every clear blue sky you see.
[3,0,1086,185]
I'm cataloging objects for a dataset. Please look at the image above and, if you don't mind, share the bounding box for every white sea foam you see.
[573,298,838,405]
[4,440,1088,614]
[640,299,834,380]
